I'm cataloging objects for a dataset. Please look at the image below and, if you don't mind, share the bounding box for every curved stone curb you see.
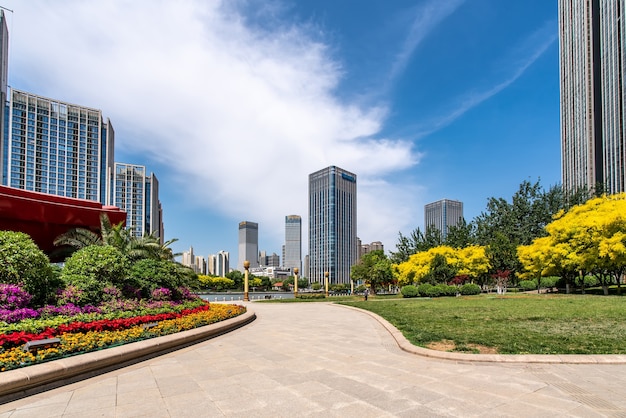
[0,309,256,402]
[335,303,626,364]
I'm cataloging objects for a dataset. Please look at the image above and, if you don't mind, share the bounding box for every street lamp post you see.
[294,268,299,298]
[324,271,329,297]
[244,260,250,301]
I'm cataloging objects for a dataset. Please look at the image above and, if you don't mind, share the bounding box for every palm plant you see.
[55,214,179,262]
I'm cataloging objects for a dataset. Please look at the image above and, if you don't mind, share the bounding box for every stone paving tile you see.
[115,400,171,418]
[2,302,626,417]
[161,391,223,417]
[63,407,116,418]
[64,393,116,414]
[116,387,162,406]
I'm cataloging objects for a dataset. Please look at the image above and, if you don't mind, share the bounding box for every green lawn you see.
[340,294,626,355]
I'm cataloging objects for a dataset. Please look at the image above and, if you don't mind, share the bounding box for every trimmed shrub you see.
[436,284,457,297]
[400,285,419,298]
[129,259,193,300]
[61,245,129,305]
[297,293,326,299]
[0,231,57,306]
[540,276,558,289]
[519,280,537,291]
[418,283,440,298]
[459,283,481,295]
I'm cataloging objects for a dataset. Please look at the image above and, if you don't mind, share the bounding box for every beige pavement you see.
[1,301,625,417]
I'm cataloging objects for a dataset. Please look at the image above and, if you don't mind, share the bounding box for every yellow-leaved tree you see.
[518,193,626,294]
[393,245,489,287]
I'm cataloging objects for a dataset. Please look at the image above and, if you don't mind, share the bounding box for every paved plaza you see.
[1,301,625,417]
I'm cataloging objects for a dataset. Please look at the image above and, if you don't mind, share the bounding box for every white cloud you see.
[4,0,422,254]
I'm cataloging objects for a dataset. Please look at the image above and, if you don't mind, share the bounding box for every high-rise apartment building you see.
[0,10,8,169]
[559,0,626,194]
[424,199,463,240]
[2,89,115,204]
[216,250,229,277]
[113,163,163,241]
[358,240,384,260]
[284,215,302,273]
[308,166,357,285]
[238,221,259,271]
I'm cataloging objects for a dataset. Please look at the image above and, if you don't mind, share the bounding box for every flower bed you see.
[0,302,245,372]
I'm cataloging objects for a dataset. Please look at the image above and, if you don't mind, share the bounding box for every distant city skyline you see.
[1,1,563,261]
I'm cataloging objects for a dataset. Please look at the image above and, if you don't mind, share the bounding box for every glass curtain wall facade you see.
[284,215,302,273]
[308,166,357,285]
[113,163,163,240]
[0,10,8,178]
[113,163,146,238]
[3,89,114,203]
[424,199,463,241]
[560,0,626,194]
[238,221,259,271]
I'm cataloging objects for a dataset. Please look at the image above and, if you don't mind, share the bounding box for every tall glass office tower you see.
[0,10,8,173]
[2,89,115,204]
[113,163,163,241]
[238,221,259,271]
[308,166,357,285]
[424,199,463,241]
[559,0,626,194]
[284,215,302,273]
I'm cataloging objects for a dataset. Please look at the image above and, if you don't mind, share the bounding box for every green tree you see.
[351,250,394,294]
[390,226,443,264]
[422,253,457,285]
[445,218,475,248]
[226,270,244,290]
[474,180,564,278]
[0,231,58,306]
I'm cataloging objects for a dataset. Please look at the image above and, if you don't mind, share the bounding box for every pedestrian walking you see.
[364,288,369,301]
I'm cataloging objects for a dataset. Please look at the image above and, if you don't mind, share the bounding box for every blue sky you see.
[3,0,561,265]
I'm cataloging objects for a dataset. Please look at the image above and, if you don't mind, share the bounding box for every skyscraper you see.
[0,10,8,175]
[284,215,302,273]
[308,166,357,285]
[113,163,163,241]
[209,250,230,277]
[2,89,115,204]
[559,0,626,194]
[424,199,463,241]
[238,221,259,271]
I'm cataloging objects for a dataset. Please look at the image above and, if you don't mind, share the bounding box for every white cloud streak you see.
[422,19,558,134]
[388,0,466,83]
[4,0,422,254]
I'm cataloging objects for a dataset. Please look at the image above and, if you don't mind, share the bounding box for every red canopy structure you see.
[0,185,126,259]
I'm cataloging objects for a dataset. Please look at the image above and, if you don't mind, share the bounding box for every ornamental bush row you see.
[0,231,197,308]
[400,283,481,298]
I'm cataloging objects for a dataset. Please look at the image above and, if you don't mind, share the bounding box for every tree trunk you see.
[602,285,609,296]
